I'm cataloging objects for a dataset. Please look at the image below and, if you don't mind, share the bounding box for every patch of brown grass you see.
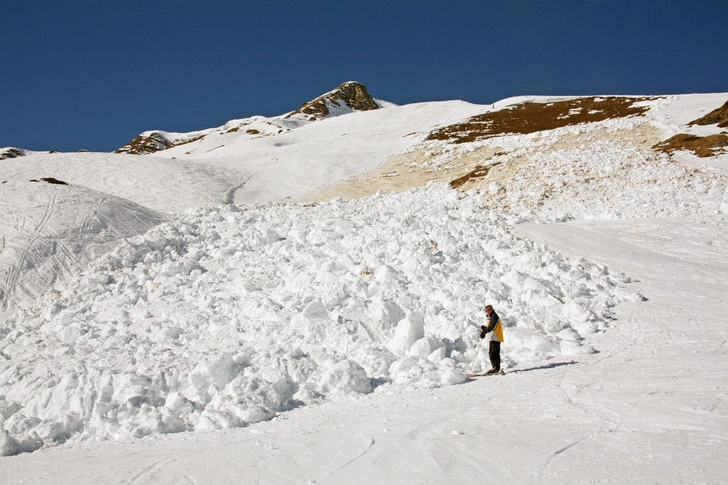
[689,100,728,128]
[427,96,656,144]
[449,163,502,189]
[653,133,728,158]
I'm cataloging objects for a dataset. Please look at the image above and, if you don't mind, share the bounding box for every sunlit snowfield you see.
[1,89,727,483]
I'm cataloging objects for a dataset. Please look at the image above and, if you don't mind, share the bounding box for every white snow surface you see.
[1,91,728,483]
[0,184,640,451]
[0,101,483,314]
[0,179,166,315]
[154,100,488,204]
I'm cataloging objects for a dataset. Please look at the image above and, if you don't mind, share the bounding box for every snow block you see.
[388,312,425,357]
[0,429,20,457]
[317,359,372,395]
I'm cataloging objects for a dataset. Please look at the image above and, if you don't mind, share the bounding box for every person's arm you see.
[480,312,499,337]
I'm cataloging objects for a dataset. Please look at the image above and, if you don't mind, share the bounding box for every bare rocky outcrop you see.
[115,132,204,155]
[0,147,25,160]
[285,81,380,121]
[115,132,174,155]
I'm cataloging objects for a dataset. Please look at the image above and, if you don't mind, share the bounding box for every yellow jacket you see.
[483,312,504,342]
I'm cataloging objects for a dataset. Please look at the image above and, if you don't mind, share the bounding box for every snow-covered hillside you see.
[1,85,727,483]
[0,85,484,318]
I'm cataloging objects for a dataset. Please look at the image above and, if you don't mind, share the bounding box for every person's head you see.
[485,305,494,316]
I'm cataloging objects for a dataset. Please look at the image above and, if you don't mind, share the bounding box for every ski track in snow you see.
[0,182,166,318]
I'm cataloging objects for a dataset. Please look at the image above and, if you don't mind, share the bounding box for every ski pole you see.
[468,337,484,375]
[460,328,480,338]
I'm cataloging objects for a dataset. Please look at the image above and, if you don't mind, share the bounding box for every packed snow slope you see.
[0,153,244,317]
[0,179,164,316]
[1,86,728,482]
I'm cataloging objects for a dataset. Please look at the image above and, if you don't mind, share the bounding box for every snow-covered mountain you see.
[1,84,727,483]
[113,81,383,155]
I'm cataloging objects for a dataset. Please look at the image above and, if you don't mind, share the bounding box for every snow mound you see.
[0,181,166,317]
[0,184,639,452]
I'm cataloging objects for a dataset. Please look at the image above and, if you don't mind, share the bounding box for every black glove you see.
[480,325,486,339]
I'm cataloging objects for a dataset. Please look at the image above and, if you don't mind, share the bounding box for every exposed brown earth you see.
[449,163,502,189]
[653,133,728,158]
[173,135,205,147]
[689,100,728,128]
[286,81,379,121]
[427,96,656,144]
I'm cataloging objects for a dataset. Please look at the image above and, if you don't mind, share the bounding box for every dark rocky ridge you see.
[285,81,379,121]
[0,147,25,160]
[115,133,204,156]
[115,132,173,155]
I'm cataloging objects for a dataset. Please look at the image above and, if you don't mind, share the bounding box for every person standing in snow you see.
[480,304,504,375]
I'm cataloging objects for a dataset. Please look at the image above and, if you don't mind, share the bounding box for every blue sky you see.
[2,1,727,152]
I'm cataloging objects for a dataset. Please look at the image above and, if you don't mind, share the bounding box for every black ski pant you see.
[489,341,501,371]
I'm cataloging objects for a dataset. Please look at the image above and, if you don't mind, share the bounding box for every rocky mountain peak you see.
[285,81,380,121]
[114,132,173,155]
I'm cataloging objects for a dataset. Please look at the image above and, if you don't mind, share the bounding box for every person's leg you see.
[490,341,501,371]
[489,341,501,371]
